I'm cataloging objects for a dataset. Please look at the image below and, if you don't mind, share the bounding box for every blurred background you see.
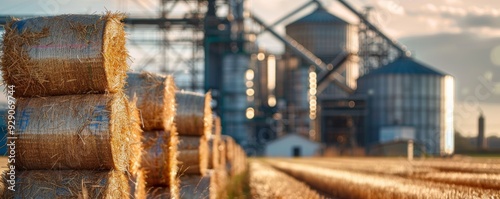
[0,0,499,157]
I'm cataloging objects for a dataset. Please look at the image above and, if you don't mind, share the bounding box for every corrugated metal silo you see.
[283,6,360,135]
[222,54,250,143]
[286,7,359,90]
[356,57,454,155]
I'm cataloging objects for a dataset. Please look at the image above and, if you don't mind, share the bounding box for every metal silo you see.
[222,54,250,143]
[356,57,454,155]
[283,6,360,135]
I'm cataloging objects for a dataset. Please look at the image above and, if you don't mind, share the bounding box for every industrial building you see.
[0,0,455,156]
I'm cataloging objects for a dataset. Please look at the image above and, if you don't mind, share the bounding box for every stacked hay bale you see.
[1,13,144,198]
[125,72,179,199]
[175,91,214,199]
[211,116,228,195]
[222,135,236,176]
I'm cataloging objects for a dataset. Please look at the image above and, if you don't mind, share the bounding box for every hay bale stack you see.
[146,187,171,199]
[141,130,179,189]
[14,93,130,171]
[175,91,212,137]
[4,170,130,198]
[1,13,128,97]
[125,72,176,131]
[207,135,220,170]
[180,171,217,199]
[178,136,208,175]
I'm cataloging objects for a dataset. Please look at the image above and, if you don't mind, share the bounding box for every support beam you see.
[336,0,409,56]
[250,13,353,94]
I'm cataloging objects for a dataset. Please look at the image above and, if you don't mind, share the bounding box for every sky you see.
[0,0,499,137]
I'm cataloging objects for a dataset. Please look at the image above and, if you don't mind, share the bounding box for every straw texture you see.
[14,93,130,171]
[175,91,212,137]
[178,136,208,175]
[141,130,179,189]
[180,171,216,199]
[207,136,220,169]
[146,187,171,199]
[127,96,144,176]
[3,170,129,198]
[222,135,235,172]
[125,72,176,131]
[129,169,146,199]
[1,13,128,97]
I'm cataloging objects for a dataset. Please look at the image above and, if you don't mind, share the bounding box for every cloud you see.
[376,0,405,15]
[406,3,500,35]
[456,14,500,29]
[400,33,500,104]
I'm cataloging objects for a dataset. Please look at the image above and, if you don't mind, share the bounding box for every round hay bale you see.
[127,96,144,176]
[218,139,227,174]
[14,93,130,171]
[1,13,128,97]
[125,72,176,131]
[213,116,221,137]
[221,135,236,163]
[175,91,212,136]
[146,187,171,199]
[178,136,208,175]
[141,130,179,189]
[207,136,220,169]
[4,170,129,198]
[180,171,217,199]
[129,169,146,199]
[214,168,229,196]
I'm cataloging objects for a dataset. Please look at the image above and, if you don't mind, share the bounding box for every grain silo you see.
[221,54,250,142]
[356,57,454,155]
[284,6,359,135]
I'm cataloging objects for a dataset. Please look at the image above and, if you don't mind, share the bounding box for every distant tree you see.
[487,136,500,149]
[454,131,475,152]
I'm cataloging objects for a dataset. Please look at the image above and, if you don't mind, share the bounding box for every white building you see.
[265,134,321,157]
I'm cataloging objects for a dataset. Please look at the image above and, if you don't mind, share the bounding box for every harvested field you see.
[262,158,500,199]
[249,161,322,199]
[125,72,176,131]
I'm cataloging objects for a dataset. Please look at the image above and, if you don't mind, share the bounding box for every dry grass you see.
[249,161,322,199]
[179,172,217,199]
[1,13,128,97]
[125,72,176,131]
[14,93,130,171]
[174,91,212,137]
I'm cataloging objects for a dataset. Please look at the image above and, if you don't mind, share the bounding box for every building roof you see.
[365,57,446,76]
[288,7,349,26]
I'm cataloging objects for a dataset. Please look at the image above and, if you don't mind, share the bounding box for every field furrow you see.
[249,161,323,199]
[267,159,500,199]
